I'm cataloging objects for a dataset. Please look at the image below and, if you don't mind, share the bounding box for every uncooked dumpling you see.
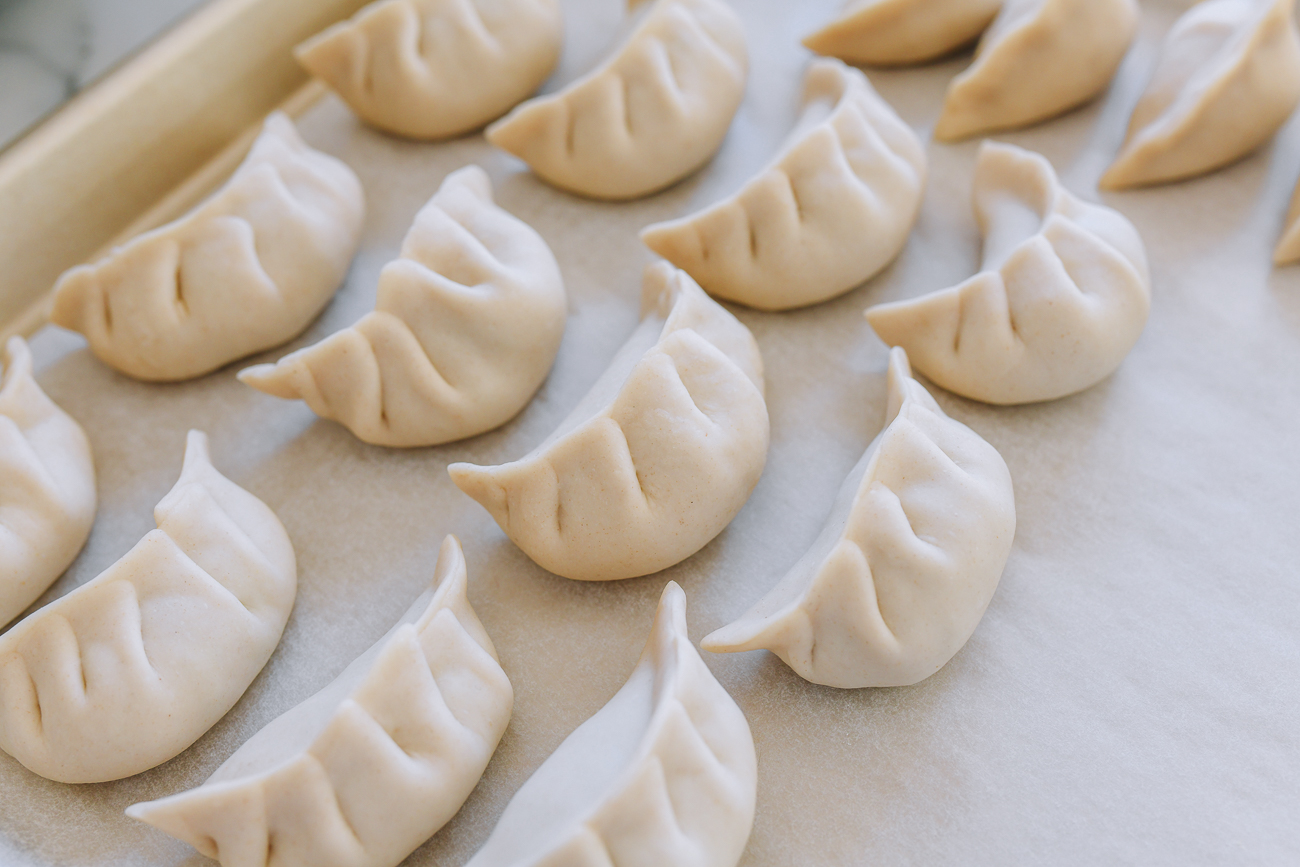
[296,0,563,139]
[0,430,296,783]
[640,59,925,311]
[239,165,566,447]
[933,0,1138,141]
[1275,178,1300,264]
[0,336,96,627]
[704,348,1015,688]
[803,0,1002,66]
[865,141,1150,405]
[485,0,748,200]
[127,536,511,867]
[465,581,756,867]
[449,262,768,581]
[50,112,365,381]
[1101,0,1300,190]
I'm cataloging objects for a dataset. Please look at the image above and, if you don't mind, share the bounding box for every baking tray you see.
[4,0,1300,864]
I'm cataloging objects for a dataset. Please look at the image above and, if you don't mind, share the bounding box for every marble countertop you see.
[0,0,208,149]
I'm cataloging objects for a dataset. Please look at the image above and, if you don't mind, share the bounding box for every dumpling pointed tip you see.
[445,164,493,200]
[237,362,301,400]
[2,334,30,375]
[699,618,767,655]
[448,463,510,527]
[432,534,467,593]
[182,429,212,468]
[885,347,913,423]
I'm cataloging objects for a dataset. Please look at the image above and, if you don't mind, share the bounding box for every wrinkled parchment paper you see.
[5,0,1299,863]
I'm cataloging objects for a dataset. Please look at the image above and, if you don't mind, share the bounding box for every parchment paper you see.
[4,0,1299,864]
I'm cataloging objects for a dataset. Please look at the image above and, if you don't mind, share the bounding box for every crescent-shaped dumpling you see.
[50,112,365,382]
[484,0,748,200]
[0,430,296,783]
[295,0,564,140]
[640,58,926,311]
[933,0,1139,141]
[238,165,566,447]
[465,581,756,867]
[703,348,1015,689]
[449,262,768,581]
[864,141,1151,405]
[1101,0,1300,190]
[0,336,96,627]
[126,535,512,867]
[802,0,1002,66]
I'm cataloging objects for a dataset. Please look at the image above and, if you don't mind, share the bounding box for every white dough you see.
[449,262,768,581]
[641,58,926,311]
[239,165,567,447]
[0,431,296,783]
[465,581,756,867]
[802,0,1002,66]
[0,336,96,627]
[704,348,1015,688]
[485,0,748,200]
[127,535,512,867]
[50,113,365,381]
[865,141,1151,405]
[296,0,564,140]
[1102,0,1300,190]
[933,0,1138,141]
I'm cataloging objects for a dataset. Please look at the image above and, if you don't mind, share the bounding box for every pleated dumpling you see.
[465,581,756,867]
[865,142,1151,405]
[1101,0,1300,190]
[802,0,1002,66]
[485,0,748,200]
[640,59,926,311]
[449,262,768,581]
[239,166,566,447]
[50,112,365,381]
[295,0,564,140]
[127,536,512,867]
[0,430,296,783]
[0,336,96,627]
[703,348,1015,689]
[933,0,1139,141]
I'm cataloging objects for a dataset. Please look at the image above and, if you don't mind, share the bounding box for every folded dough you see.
[1101,0,1300,190]
[0,430,296,783]
[933,0,1138,141]
[640,58,926,311]
[50,112,365,382]
[485,0,748,200]
[865,141,1151,405]
[465,581,756,867]
[449,262,768,581]
[238,165,566,447]
[127,535,512,867]
[296,0,564,140]
[0,336,96,627]
[802,0,1003,66]
[703,348,1015,688]
[1275,178,1300,264]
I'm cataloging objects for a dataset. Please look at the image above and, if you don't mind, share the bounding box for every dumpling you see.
[50,112,365,382]
[802,0,1003,66]
[1101,0,1300,190]
[238,165,566,447]
[640,58,926,311]
[464,581,756,867]
[864,141,1150,405]
[0,430,296,783]
[295,0,564,140]
[703,348,1015,688]
[449,262,768,581]
[933,0,1139,141]
[127,535,512,867]
[1275,179,1300,265]
[484,0,748,200]
[0,336,96,627]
